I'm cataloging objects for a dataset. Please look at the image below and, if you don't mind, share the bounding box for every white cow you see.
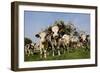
[70,35,79,49]
[62,34,70,45]
[35,31,48,58]
[60,34,80,51]
[59,34,70,53]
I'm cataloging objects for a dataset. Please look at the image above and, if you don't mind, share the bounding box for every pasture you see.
[24,47,90,61]
[24,20,90,61]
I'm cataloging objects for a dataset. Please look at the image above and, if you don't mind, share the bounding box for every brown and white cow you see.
[51,25,61,56]
[24,43,34,56]
[79,34,90,50]
[24,44,30,56]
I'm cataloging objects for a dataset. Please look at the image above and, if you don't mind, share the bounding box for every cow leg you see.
[58,50,61,56]
[57,46,61,56]
[25,47,29,56]
[52,48,55,56]
[52,50,55,56]
[39,47,43,58]
[40,48,43,58]
[30,49,33,55]
[44,50,47,58]
[66,44,70,53]
[39,43,44,58]
[27,49,30,56]
[61,43,66,54]
[51,44,55,56]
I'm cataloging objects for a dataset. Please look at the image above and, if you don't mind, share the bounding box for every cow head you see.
[51,25,59,38]
[35,32,47,43]
[80,34,86,42]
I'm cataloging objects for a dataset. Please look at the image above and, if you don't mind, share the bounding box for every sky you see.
[24,11,90,43]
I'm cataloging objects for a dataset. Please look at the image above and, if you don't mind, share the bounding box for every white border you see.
[18,5,96,68]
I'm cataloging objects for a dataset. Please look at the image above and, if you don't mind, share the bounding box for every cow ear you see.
[35,34,40,38]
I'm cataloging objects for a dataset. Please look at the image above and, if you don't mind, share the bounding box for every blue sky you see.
[24,11,90,43]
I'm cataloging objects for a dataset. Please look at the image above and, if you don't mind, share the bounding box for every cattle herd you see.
[24,20,90,59]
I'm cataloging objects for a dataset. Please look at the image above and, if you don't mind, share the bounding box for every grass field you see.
[24,47,90,61]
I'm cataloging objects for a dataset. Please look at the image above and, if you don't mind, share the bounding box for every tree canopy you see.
[24,37,32,45]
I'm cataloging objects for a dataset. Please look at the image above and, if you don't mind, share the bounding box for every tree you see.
[65,22,77,35]
[24,37,32,45]
[45,20,80,36]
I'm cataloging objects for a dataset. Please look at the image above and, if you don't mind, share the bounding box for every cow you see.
[35,31,48,58]
[70,35,79,49]
[51,24,71,55]
[59,34,81,52]
[35,27,60,58]
[51,25,61,56]
[79,34,87,46]
[24,43,34,56]
[24,44,30,56]
[78,33,90,51]
[58,34,72,53]
[86,35,90,45]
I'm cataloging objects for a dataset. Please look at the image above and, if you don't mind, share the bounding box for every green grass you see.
[24,47,90,61]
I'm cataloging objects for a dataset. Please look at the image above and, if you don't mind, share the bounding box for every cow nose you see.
[54,35,59,39]
[53,33,58,37]
[55,35,58,37]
